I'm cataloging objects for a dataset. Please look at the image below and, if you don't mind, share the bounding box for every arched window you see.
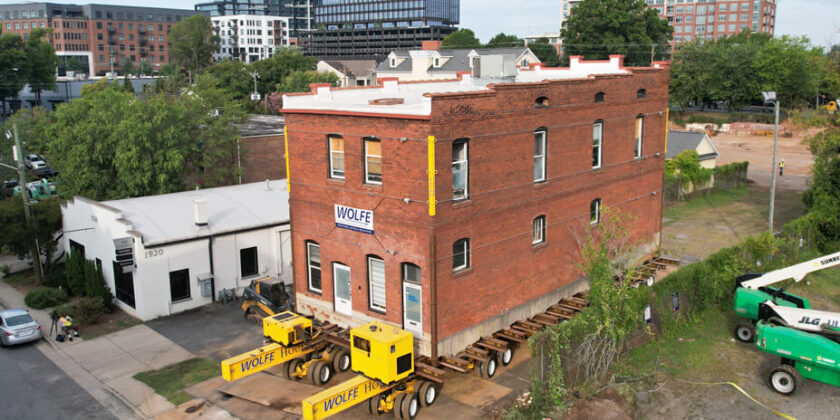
[532,216,546,245]
[636,88,647,99]
[590,199,601,225]
[534,128,547,182]
[592,120,604,169]
[452,139,469,200]
[594,92,605,103]
[535,96,550,108]
[367,255,386,312]
[306,240,322,293]
[453,238,470,271]
[634,115,644,159]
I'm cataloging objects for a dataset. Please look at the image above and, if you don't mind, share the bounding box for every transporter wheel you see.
[735,320,755,343]
[768,364,801,396]
[367,393,386,416]
[333,349,351,372]
[417,381,439,407]
[479,355,498,378]
[393,393,407,419]
[285,358,305,381]
[400,393,419,419]
[308,361,332,386]
[500,347,514,366]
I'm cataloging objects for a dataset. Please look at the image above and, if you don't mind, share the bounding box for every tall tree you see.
[168,15,220,80]
[0,32,27,117]
[486,33,523,48]
[528,38,561,67]
[561,0,672,66]
[250,48,317,95]
[203,59,253,100]
[0,197,62,276]
[25,28,59,103]
[440,29,482,49]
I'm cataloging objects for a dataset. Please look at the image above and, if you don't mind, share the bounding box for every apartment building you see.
[0,3,204,76]
[645,0,776,44]
[212,15,290,63]
[195,0,314,39]
[559,0,583,29]
[282,55,670,357]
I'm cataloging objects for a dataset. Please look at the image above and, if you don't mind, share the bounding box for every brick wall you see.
[239,134,287,183]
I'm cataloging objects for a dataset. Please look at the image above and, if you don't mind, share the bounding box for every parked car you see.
[0,308,42,347]
[34,166,59,179]
[24,154,45,169]
[3,179,18,189]
[30,161,48,171]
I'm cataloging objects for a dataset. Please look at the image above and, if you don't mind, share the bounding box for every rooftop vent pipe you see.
[194,198,208,226]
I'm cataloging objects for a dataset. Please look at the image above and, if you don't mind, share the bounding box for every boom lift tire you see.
[768,364,801,396]
[367,393,386,416]
[479,354,498,378]
[500,347,514,366]
[417,381,439,407]
[399,393,419,419]
[308,361,332,386]
[332,348,351,372]
[735,319,755,343]
[285,358,305,380]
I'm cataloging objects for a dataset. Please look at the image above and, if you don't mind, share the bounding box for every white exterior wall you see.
[62,197,292,321]
[212,15,290,64]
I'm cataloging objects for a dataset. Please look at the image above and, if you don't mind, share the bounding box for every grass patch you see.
[133,358,219,405]
[81,316,143,340]
[788,266,840,310]
[664,186,751,222]
[3,269,35,286]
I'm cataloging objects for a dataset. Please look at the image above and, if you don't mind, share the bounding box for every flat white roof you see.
[99,180,289,246]
[283,55,650,117]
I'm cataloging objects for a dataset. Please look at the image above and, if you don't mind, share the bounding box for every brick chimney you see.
[422,40,441,51]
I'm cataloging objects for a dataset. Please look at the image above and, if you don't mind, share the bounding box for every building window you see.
[389,57,396,67]
[590,199,601,225]
[306,241,321,293]
[636,89,646,99]
[635,116,644,159]
[452,139,469,200]
[453,238,470,271]
[532,216,546,245]
[364,138,382,184]
[367,256,386,312]
[535,96,550,108]
[240,246,258,278]
[169,269,190,302]
[594,92,605,103]
[433,56,440,68]
[402,263,421,283]
[328,135,344,179]
[592,121,603,169]
[534,129,546,182]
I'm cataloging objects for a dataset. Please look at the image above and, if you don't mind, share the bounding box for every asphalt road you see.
[0,334,115,420]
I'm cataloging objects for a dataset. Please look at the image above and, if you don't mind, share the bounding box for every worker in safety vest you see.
[58,315,78,340]
[779,159,785,176]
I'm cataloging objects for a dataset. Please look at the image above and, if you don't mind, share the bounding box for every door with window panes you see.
[333,263,352,316]
[402,263,422,334]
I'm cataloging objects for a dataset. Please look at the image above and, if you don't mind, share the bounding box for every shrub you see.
[24,287,69,309]
[44,267,67,289]
[56,296,107,325]
[1,265,9,277]
[65,251,86,296]
[84,260,114,312]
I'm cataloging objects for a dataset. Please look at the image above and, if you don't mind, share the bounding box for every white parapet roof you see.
[283,55,655,117]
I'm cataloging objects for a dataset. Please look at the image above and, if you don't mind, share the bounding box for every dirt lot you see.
[712,128,814,191]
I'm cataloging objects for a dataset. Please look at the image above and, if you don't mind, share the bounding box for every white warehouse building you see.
[212,15,291,64]
[61,180,291,321]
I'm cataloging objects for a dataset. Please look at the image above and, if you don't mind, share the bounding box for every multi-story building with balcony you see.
[195,0,314,40]
[645,0,776,45]
[212,15,291,63]
[300,0,460,59]
[559,0,583,29]
[0,3,204,76]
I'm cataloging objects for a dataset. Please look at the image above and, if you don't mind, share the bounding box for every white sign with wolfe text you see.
[334,204,374,234]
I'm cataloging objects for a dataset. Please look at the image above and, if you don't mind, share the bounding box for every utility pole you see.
[11,124,44,283]
[762,91,780,234]
[250,70,261,102]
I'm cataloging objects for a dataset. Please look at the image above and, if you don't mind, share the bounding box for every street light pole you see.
[764,92,780,234]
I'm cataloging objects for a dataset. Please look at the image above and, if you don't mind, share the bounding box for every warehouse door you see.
[333,263,352,316]
[403,282,422,335]
[112,261,135,308]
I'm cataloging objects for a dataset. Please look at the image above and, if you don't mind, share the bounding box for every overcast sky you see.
[2,0,838,47]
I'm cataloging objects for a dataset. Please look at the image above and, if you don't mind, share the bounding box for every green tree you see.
[25,28,59,103]
[138,60,153,76]
[121,59,136,76]
[440,29,482,49]
[0,32,27,117]
[203,59,253,100]
[65,250,86,296]
[65,56,84,73]
[528,38,561,67]
[277,70,339,93]
[485,33,523,48]
[0,197,62,277]
[251,48,317,95]
[561,0,672,66]
[168,15,220,80]
[797,110,840,250]
[754,35,824,108]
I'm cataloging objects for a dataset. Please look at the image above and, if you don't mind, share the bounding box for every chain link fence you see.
[664,162,749,204]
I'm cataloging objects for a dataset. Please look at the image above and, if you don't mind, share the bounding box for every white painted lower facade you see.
[62,197,292,321]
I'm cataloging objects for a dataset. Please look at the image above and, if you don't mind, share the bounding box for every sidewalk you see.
[0,272,194,419]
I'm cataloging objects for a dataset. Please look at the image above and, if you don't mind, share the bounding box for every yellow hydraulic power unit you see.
[263,311,313,345]
[350,322,414,384]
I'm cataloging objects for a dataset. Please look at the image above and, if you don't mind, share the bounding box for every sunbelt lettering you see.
[323,386,360,412]
[820,256,840,266]
[336,206,372,224]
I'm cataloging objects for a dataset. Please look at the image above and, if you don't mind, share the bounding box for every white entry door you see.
[333,263,352,316]
[403,282,422,334]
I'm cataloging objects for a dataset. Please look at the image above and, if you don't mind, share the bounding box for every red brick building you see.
[282,56,670,358]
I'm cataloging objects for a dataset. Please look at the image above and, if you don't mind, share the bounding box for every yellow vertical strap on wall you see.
[284,125,291,192]
[427,135,436,216]
[664,108,670,155]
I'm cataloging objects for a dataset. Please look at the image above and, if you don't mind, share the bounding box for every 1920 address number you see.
[145,249,164,258]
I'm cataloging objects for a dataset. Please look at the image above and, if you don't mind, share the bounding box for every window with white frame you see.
[452,139,469,200]
[433,56,441,67]
[590,199,601,224]
[592,121,603,169]
[306,241,322,293]
[453,238,470,271]
[634,116,643,159]
[532,216,546,245]
[367,256,386,312]
[364,138,382,184]
[534,129,546,182]
[402,263,421,283]
[328,135,345,179]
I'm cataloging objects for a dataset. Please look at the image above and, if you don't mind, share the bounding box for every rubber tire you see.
[500,347,514,366]
[768,364,801,396]
[735,320,755,343]
[393,394,407,419]
[285,358,305,381]
[417,381,439,407]
[367,393,386,416]
[480,356,498,378]
[309,361,332,386]
[333,349,351,372]
[400,393,419,420]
